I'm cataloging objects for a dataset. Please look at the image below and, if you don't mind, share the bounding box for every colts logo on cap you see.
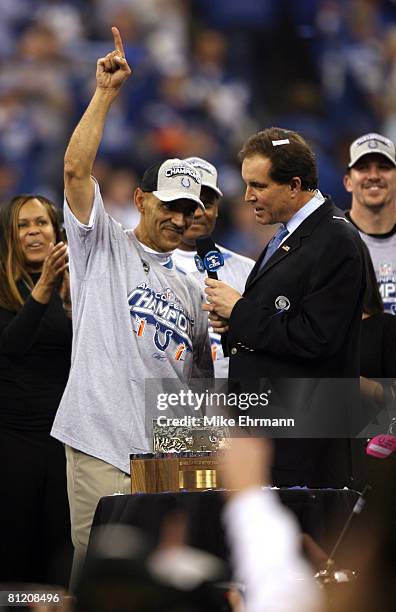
[275,295,290,311]
[165,166,201,183]
[181,177,191,188]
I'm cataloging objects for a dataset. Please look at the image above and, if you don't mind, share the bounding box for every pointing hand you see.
[96,27,132,91]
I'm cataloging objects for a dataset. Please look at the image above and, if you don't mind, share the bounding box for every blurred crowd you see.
[1,0,396,258]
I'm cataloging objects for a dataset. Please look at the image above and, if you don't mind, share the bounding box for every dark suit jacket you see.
[226,198,364,377]
[223,198,366,486]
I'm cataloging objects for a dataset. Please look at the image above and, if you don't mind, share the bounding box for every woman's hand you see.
[31,242,69,304]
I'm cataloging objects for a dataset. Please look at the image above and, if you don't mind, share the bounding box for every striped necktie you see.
[260,224,289,269]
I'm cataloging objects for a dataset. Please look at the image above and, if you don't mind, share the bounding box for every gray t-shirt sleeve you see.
[64,178,125,280]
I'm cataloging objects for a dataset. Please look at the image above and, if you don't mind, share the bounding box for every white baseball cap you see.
[140,158,205,210]
[348,133,396,168]
[183,156,223,197]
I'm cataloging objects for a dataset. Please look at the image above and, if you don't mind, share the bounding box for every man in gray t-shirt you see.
[344,132,396,314]
[51,27,213,583]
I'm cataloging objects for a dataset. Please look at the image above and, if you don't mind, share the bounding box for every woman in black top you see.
[0,194,72,585]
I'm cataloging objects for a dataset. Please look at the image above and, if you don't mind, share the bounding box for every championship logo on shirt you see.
[128,282,194,358]
[154,323,173,351]
[379,262,393,276]
[377,263,396,314]
[163,287,175,301]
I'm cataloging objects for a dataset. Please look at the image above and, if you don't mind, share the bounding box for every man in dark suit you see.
[204,127,366,487]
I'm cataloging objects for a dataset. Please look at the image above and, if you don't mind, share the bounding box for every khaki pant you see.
[65,445,131,589]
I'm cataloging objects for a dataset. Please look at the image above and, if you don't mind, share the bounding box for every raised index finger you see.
[112,26,125,57]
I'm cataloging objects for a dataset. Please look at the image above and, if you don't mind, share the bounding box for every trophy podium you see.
[130,419,230,493]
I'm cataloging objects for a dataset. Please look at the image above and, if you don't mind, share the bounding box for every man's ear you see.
[134,187,145,213]
[343,173,353,193]
[289,176,302,195]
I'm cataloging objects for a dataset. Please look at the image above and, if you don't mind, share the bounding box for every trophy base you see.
[130,452,223,493]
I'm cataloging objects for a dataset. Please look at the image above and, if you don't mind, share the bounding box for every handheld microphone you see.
[195,235,224,279]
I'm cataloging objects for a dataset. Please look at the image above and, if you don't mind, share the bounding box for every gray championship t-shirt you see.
[173,246,254,377]
[360,231,396,315]
[51,180,213,473]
